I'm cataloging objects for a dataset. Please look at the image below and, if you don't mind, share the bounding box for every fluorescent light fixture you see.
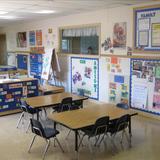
[34,10,55,14]
[0,15,17,19]
[0,11,8,14]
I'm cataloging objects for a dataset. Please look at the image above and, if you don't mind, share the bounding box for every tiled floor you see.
[0,100,160,160]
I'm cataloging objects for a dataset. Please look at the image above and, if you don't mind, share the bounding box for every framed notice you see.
[134,5,160,53]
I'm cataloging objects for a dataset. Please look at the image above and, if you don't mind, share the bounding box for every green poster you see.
[155,66,160,78]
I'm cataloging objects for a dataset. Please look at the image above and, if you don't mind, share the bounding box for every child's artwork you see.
[71,57,99,100]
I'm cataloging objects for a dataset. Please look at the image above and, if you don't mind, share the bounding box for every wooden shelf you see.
[0,109,21,116]
[100,54,160,59]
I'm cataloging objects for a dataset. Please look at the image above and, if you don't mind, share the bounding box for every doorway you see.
[0,34,7,65]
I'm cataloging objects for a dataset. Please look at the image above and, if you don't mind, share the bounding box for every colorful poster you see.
[113,22,127,48]
[71,57,99,100]
[29,31,35,46]
[155,66,160,78]
[36,30,42,46]
[16,32,27,48]
[131,59,160,115]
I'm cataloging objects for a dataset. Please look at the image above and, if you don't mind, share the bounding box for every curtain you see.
[62,26,99,37]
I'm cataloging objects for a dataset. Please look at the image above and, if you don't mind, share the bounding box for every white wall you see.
[0,1,159,103]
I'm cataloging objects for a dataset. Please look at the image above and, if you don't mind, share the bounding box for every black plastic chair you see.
[53,97,73,112]
[116,103,129,109]
[16,100,41,132]
[78,116,110,152]
[28,119,64,160]
[108,114,130,153]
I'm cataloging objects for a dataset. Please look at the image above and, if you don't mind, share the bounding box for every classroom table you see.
[39,84,64,95]
[48,104,138,153]
[26,92,88,119]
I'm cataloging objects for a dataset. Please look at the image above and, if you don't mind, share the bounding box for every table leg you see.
[128,116,132,147]
[37,110,39,121]
[74,130,79,159]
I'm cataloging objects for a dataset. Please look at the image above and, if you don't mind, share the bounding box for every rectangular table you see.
[39,84,64,95]
[26,92,88,119]
[48,104,137,153]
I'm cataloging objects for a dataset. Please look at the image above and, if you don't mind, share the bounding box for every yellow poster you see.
[152,23,160,47]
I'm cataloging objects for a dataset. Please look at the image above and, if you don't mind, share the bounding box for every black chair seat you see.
[44,128,59,139]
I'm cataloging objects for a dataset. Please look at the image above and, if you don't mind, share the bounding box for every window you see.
[59,25,100,55]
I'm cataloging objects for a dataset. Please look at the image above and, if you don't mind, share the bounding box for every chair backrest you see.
[115,114,130,132]
[59,97,72,112]
[30,119,45,138]
[20,99,28,112]
[92,116,110,135]
[116,103,129,109]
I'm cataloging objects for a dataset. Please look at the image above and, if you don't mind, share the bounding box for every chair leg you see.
[42,139,50,160]
[28,135,37,153]
[16,112,24,128]
[78,134,85,149]
[55,137,64,153]
[65,130,72,140]
[26,121,31,133]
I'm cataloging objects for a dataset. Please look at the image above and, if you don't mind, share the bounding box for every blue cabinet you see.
[0,79,38,113]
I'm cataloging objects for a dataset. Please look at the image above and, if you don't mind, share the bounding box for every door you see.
[0,34,7,65]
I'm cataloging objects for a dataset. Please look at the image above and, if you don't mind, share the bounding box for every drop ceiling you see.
[0,0,158,27]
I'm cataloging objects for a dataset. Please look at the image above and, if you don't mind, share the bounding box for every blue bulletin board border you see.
[71,57,99,100]
[134,6,160,51]
[130,58,160,116]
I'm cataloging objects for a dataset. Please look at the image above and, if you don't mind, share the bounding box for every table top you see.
[26,92,88,108]
[48,104,137,130]
[39,84,64,93]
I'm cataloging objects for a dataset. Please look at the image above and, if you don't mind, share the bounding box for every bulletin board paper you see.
[134,6,160,52]
[71,57,99,100]
[130,59,160,116]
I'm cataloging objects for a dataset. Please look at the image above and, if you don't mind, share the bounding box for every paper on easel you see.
[41,49,53,80]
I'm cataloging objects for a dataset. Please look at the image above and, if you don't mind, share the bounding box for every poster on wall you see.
[29,31,36,46]
[44,28,56,48]
[36,30,42,46]
[134,5,160,52]
[113,22,127,48]
[71,57,99,100]
[130,59,160,115]
[16,32,27,48]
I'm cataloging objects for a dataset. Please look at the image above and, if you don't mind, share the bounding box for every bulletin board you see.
[71,57,99,100]
[106,56,130,104]
[134,5,160,53]
[130,59,160,116]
